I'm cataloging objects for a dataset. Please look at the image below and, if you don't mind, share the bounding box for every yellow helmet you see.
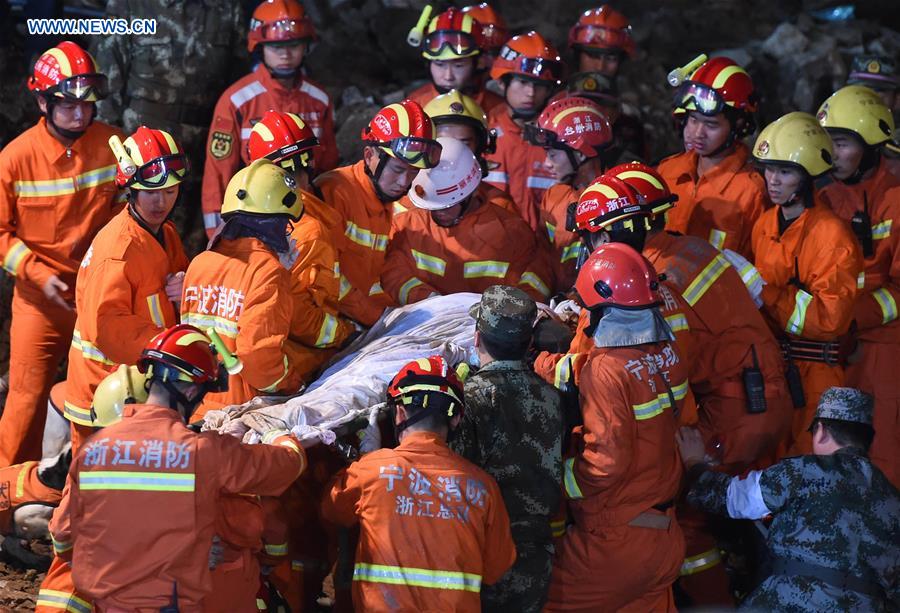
[753,112,834,177]
[816,85,895,146]
[90,365,149,427]
[221,159,304,221]
[424,89,494,154]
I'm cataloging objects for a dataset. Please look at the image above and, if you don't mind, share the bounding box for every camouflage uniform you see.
[92,0,248,250]
[846,55,900,176]
[687,388,900,612]
[451,286,564,613]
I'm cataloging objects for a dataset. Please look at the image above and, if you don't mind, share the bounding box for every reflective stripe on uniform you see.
[520,271,550,297]
[632,384,685,421]
[36,589,92,613]
[79,471,196,492]
[857,271,866,289]
[680,548,722,575]
[314,313,339,347]
[182,313,238,339]
[240,128,252,141]
[411,249,447,276]
[664,313,689,333]
[484,171,508,185]
[70,331,114,365]
[3,239,32,276]
[299,80,330,106]
[393,201,407,215]
[872,219,892,240]
[561,242,584,263]
[203,212,222,231]
[339,275,351,300]
[873,288,898,324]
[16,461,36,497]
[146,294,166,327]
[399,278,424,305]
[671,380,689,401]
[563,457,583,499]
[353,563,482,592]
[51,534,72,554]
[786,289,813,335]
[526,176,556,190]
[259,355,291,393]
[63,401,93,425]
[682,254,730,306]
[264,542,288,556]
[708,228,727,250]
[345,222,388,252]
[553,354,575,389]
[463,260,509,279]
[545,221,556,243]
[550,519,566,538]
[230,80,266,108]
[14,164,116,197]
[369,282,384,296]
[737,261,762,289]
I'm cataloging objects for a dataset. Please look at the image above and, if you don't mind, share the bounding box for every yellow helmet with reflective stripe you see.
[221,158,304,220]
[816,84,895,146]
[753,112,834,177]
[91,365,149,427]
[424,89,492,154]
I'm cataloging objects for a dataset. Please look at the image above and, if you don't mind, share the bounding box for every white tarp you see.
[204,293,480,444]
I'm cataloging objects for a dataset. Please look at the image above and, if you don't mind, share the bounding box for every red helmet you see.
[673,56,757,116]
[605,162,677,216]
[28,41,108,101]
[575,243,661,309]
[490,31,564,84]
[138,325,227,391]
[248,0,316,53]
[461,3,509,54]
[569,6,635,57]
[422,7,483,60]
[387,355,465,420]
[361,100,442,169]
[116,126,189,190]
[575,175,648,233]
[528,95,613,158]
[248,110,318,173]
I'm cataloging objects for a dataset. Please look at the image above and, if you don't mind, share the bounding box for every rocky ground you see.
[0,541,50,612]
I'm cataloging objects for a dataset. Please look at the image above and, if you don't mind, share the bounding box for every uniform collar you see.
[37,117,83,165]
[121,403,184,422]
[477,359,527,373]
[398,430,449,450]
[673,141,750,189]
[255,63,303,94]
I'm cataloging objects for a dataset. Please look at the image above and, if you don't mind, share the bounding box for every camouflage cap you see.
[847,55,899,91]
[469,285,536,341]
[815,387,873,425]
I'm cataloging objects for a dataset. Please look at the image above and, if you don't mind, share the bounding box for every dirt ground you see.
[0,540,50,612]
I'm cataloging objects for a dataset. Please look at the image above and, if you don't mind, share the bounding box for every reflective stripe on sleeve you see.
[484,171,508,185]
[345,222,388,252]
[338,275,351,300]
[520,271,550,297]
[36,589,92,613]
[259,355,291,393]
[51,534,72,554]
[785,289,813,335]
[146,294,166,327]
[314,313,339,347]
[561,242,584,263]
[63,401,93,426]
[682,254,730,306]
[398,278,425,305]
[857,271,866,289]
[873,288,898,324]
[2,239,32,276]
[872,219,892,240]
[70,331,114,365]
[708,228,727,250]
[526,176,556,190]
[463,260,509,279]
[680,548,723,576]
[545,221,556,243]
[79,471,196,492]
[264,542,289,556]
[369,282,384,296]
[204,212,222,231]
[664,313,689,333]
[411,249,447,276]
[563,457,584,499]
[553,354,575,389]
[353,563,482,592]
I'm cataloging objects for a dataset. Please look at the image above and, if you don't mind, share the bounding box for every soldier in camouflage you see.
[92,0,248,250]
[451,285,563,613]
[678,387,900,612]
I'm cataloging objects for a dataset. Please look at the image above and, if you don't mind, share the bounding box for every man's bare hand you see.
[42,275,73,311]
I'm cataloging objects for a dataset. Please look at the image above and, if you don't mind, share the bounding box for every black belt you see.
[782,339,841,366]
[130,98,212,126]
[771,557,885,600]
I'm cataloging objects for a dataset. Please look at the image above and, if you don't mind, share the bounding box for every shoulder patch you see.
[209,131,234,160]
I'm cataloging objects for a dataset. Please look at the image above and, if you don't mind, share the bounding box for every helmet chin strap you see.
[431,195,472,227]
[159,378,202,422]
[364,150,399,203]
[265,62,302,80]
[841,148,880,185]
[45,97,94,141]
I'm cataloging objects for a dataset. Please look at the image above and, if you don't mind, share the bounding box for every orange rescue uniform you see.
[314,161,397,326]
[48,404,305,612]
[181,237,305,417]
[322,431,516,613]
[538,183,585,292]
[0,118,124,466]
[820,159,900,487]
[485,105,558,232]
[546,340,687,612]
[0,460,62,535]
[657,142,767,258]
[751,199,862,455]
[383,194,553,305]
[201,65,338,236]
[407,82,506,116]
[64,209,188,446]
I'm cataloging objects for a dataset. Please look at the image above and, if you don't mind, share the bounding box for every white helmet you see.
[408,137,481,211]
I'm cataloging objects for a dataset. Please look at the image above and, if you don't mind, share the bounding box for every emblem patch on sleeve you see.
[209,131,234,159]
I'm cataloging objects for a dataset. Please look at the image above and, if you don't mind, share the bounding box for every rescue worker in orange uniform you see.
[247,110,355,369]
[658,55,767,258]
[201,0,338,237]
[485,31,564,231]
[460,3,509,73]
[47,325,307,612]
[609,162,792,605]
[383,137,553,304]
[750,112,862,456]
[182,159,307,416]
[545,243,687,612]
[0,452,68,541]
[420,90,518,215]
[321,355,516,612]
[817,85,900,487]
[0,41,124,467]
[526,95,615,290]
[406,7,504,115]
[63,127,190,452]
[315,100,442,326]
